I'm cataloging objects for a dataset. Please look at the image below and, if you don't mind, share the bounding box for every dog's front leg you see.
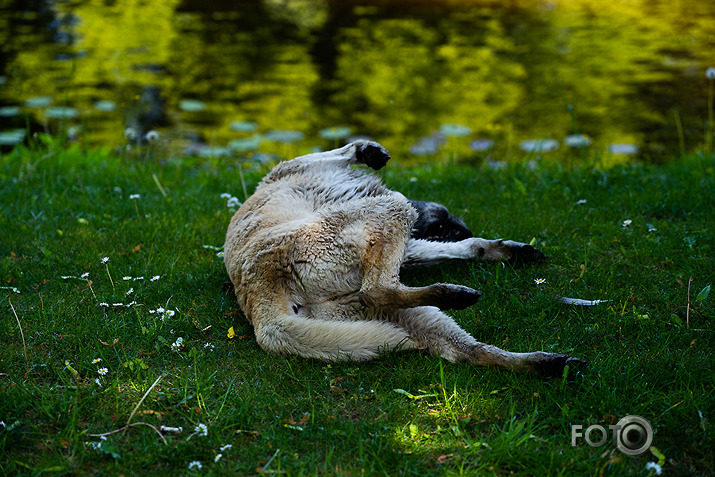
[402,238,545,268]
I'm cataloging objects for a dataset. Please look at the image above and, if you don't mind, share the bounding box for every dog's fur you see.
[224,140,584,376]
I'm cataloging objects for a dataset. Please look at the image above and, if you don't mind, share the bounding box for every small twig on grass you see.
[8,297,29,372]
[152,173,168,198]
[127,373,165,427]
[686,276,693,329]
[88,421,168,445]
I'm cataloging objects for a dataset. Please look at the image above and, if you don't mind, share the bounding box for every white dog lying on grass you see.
[224,140,584,376]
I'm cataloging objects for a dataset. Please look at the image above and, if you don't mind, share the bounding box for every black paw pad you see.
[438,285,483,310]
[357,143,390,170]
[510,244,547,263]
[531,353,587,377]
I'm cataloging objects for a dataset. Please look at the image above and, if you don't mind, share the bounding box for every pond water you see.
[1,0,714,162]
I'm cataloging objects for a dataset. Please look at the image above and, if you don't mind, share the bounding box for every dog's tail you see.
[253,313,414,362]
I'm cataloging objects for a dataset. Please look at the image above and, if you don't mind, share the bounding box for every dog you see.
[224,140,584,376]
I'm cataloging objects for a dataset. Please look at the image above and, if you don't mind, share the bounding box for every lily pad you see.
[229,121,258,132]
[409,136,443,155]
[94,100,117,112]
[564,134,591,147]
[519,139,559,153]
[179,99,207,112]
[0,129,26,145]
[469,139,494,151]
[196,146,231,158]
[45,106,78,119]
[609,143,639,155]
[265,129,303,143]
[319,126,352,140]
[0,106,21,117]
[25,96,53,108]
[228,136,262,152]
[440,123,472,137]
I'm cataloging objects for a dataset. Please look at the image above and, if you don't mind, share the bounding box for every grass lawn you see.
[1,137,713,476]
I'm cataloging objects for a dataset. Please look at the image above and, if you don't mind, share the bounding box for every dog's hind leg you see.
[265,140,391,183]
[395,307,585,376]
[253,312,416,362]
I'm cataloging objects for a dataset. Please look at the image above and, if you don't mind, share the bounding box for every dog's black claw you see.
[510,243,547,263]
[447,286,483,310]
[357,143,390,170]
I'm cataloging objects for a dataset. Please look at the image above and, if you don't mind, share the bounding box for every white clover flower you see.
[126,288,134,296]
[171,337,183,352]
[219,444,233,451]
[214,453,223,463]
[145,130,160,142]
[622,219,632,227]
[194,423,208,436]
[534,278,546,285]
[645,462,662,475]
[706,67,715,80]
[188,461,202,471]
[123,276,132,281]
[165,309,175,318]
[81,272,90,279]
[129,194,141,200]
[101,257,110,264]
[135,276,144,281]
[150,275,161,281]
[98,368,108,376]
[156,307,165,314]
[216,251,224,258]
[124,127,137,141]
[92,358,102,364]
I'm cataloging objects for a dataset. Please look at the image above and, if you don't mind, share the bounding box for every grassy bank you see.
[1,139,713,475]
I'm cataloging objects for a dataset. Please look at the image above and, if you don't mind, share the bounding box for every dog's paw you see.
[434,284,483,310]
[356,142,390,170]
[504,241,547,263]
[527,352,587,378]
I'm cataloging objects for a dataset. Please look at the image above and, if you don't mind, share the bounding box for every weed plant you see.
[0,137,713,475]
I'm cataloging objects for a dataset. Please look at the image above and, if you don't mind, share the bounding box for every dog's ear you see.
[356,143,391,170]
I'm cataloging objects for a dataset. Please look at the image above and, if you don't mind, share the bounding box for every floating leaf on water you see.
[519,139,559,153]
[265,129,303,143]
[25,96,53,108]
[319,126,352,140]
[0,129,26,145]
[196,145,231,158]
[229,120,258,132]
[0,106,21,117]
[564,134,591,147]
[409,135,444,155]
[440,123,472,137]
[94,100,117,112]
[45,106,78,119]
[228,136,262,152]
[555,296,611,306]
[470,139,494,151]
[609,143,639,155]
[179,99,207,112]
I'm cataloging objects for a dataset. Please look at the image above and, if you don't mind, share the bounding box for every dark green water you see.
[1,0,714,162]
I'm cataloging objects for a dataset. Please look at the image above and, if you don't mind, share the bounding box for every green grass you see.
[1,137,713,476]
